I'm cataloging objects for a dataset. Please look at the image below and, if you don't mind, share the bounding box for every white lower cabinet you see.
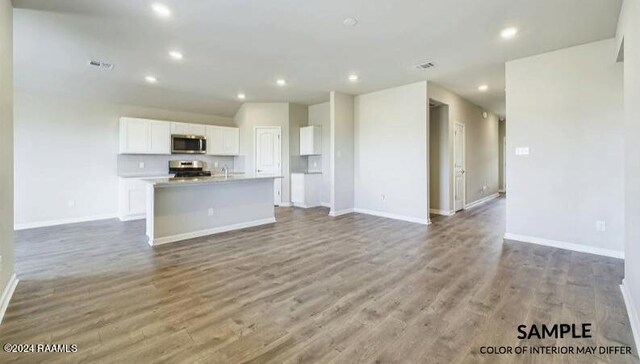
[119,178,147,221]
[119,176,169,221]
[291,173,322,208]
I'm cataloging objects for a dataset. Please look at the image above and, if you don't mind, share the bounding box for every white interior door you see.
[255,127,282,205]
[454,123,466,211]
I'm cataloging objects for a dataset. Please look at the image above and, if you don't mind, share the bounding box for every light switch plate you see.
[138,162,145,169]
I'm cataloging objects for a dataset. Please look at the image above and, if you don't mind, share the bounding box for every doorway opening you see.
[429,100,454,216]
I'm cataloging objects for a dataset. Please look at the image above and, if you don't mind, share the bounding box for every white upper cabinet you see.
[148,120,171,154]
[120,118,234,155]
[120,118,149,154]
[171,122,206,136]
[223,127,240,155]
[119,117,171,155]
[300,126,322,155]
[207,126,240,156]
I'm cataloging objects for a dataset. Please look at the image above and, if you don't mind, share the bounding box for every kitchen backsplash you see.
[118,154,235,177]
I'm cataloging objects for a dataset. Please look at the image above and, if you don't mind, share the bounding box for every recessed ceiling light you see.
[151,3,171,18]
[276,79,286,86]
[145,76,158,83]
[237,93,246,100]
[343,17,359,27]
[478,84,489,92]
[500,27,518,39]
[348,74,359,82]
[169,51,183,60]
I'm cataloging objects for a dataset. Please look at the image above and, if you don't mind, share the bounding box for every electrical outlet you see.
[67,200,75,208]
[214,161,219,168]
[381,194,386,201]
[208,208,214,216]
[515,147,530,156]
[138,162,145,169]
[313,161,318,167]
[596,220,606,232]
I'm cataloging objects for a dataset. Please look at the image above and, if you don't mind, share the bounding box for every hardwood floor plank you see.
[0,197,637,363]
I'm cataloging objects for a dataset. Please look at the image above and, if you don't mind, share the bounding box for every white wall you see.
[330,92,354,215]
[505,39,624,257]
[428,83,500,207]
[429,105,450,212]
[354,81,429,223]
[288,103,309,174]
[619,0,640,349]
[234,103,291,204]
[0,0,14,297]
[14,92,235,227]
[308,102,330,204]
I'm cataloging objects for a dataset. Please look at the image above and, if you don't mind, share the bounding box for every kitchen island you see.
[143,174,282,246]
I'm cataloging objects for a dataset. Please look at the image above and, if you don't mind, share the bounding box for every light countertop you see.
[119,173,174,179]
[142,174,283,187]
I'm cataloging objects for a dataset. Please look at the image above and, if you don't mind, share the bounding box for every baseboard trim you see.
[504,233,624,259]
[292,202,324,209]
[0,273,19,325]
[329,208,354,217]
[278,202,292,207]
[620,280,640,354]
[14,213,119,230]
[499,189,506,193]
[464,193,500,210]
[118,213,145,222]
[148,217,276,246]
[354,208,431,225]
[429,208,455,216]
[321,202,332,208]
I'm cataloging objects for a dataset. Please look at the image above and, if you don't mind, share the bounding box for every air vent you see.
[416,61,435,70]
[88,60,115,70]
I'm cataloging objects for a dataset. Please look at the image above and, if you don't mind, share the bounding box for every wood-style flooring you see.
[1,197,638,363]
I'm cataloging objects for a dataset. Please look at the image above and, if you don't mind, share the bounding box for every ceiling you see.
[13,0,622,117]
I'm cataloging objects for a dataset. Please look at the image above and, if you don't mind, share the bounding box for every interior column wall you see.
[0,0,14,297]
[619,0,640,348]
[329,91,355,215]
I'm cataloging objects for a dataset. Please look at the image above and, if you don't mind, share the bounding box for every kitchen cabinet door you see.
[170,122,191,135]
[223,127,240,155]
[189,124,207,137]
[119,118,150,154]
[300,126,321,155]
[148,121,171,154]
[291,173,321,208]
[206,126,224,155]
[118,178,147,220]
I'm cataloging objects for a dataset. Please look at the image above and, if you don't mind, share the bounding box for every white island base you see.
[144,176,280,246]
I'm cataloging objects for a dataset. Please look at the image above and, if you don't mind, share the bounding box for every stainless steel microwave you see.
[171,134,207,154]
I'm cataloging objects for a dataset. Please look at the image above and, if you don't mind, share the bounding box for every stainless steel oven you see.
[171,134,207,154]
